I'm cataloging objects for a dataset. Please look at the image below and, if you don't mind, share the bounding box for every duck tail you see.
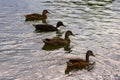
[24,15,27,17]
[66,62,73,66]
[32,24,36,26]
[42,39,50,44]
[42,39,46,43]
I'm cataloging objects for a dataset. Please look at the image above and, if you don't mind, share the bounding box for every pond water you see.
[0,0,120,80]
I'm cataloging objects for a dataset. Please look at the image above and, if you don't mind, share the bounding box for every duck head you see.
[64,31,74,44]
[86,50,95,62]
[65,30,74,38]
[56,21,65,28]
[42,10,50,14]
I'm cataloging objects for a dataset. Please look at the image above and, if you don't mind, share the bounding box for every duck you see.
[33,21,65,31]
[42,30,74,45]
[25,10,50,21]
[65,50,95,74]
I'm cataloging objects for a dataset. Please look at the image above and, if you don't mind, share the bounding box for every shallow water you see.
[0,0,120,80]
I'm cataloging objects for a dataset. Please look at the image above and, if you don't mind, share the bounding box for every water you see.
[0,0,120,80]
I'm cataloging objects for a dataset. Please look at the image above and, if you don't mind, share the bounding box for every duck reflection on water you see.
[42,44,72,53]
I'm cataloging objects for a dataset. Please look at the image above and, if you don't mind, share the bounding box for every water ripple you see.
[0,0,120,80]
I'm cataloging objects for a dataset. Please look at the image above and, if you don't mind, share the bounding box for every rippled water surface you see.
[0,0,120,80]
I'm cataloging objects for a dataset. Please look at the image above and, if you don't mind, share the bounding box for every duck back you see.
[25,13,47,21]
[33,24,58,31]
[69,59,84,63]
[25,13,42,17]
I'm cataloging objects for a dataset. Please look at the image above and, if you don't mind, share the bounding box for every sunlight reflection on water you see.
[0,0,120,80]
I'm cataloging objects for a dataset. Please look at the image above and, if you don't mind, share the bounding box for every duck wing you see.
[33,24,58,31]
[25,13,42,17]
[25,13,43,21]
[43,37,65,45]
[69,59,84,62]
[67,59,89,67]
[65,60,89,74]
[65,59,95,74]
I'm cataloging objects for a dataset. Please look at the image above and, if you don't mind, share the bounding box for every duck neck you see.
[86,54,90,62]
[56,24,60,28]
[42,13,47,18]
[42,13,46,16]
[65,34,70,44]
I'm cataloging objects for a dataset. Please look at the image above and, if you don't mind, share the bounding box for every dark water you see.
[0,0,120,80]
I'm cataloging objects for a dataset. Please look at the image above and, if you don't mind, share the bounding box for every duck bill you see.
[62,24,65,27]
[72,34,75,36]
[47,11,50,14]
[92,54,95,57]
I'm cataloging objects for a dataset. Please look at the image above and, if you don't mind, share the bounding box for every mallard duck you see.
[65,50,95,74]
[25,10,50,21]
[33,21,65,31]
[43,30,74,45]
